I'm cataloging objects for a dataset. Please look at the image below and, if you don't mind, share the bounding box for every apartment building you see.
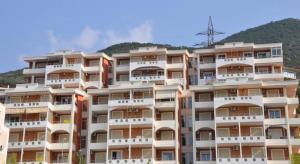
[4,51,110,164]
[0,42,298,164]
[0,103,9,163]
[191,42,299,164]
[86,47,189,164]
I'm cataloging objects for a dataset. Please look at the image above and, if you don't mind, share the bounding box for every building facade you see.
[0,42,298,164]
[192,42,299,164]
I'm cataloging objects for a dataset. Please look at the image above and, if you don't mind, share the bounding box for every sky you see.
[0,0,300,72]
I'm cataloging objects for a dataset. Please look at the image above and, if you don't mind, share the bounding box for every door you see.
[111,151,122,160]
[36,152,44,162]
[200,150,211,161]
[142,110,152,118]
[271,149,285,160]
[162,151,174,160]
[95,152,106,162]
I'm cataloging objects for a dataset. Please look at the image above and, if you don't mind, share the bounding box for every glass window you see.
[269,110,281,118]
[200,150,211,161]
[162,151,174,160]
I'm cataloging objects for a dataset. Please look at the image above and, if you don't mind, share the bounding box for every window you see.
[249,107,262,116]
[266,89,280,97]
[111,151,122,160]
[215,90,228,97]
[37,132,45,141]
[161,131,173,140]
[200,150,211,161]
[97,133,107,142]
[110,130,123,139]
[217,108,229,117]
[171,56,182,63]
[36,152,44,162]
[248,89,261,96]
[200,131,212,140]
[80,136,86,149]
[162,151,174,160]
[271,149,285,160]
[95,152,106,162]
[198,93,211,102]
[250,127,263,136]
[161,112,173,120]
[217,128,230,137]
[142,110,152,118]
[218,54,226,59]
[203,72,214,79]
[171,72,183,78]
[9,133,19,142]
[111,111,123,119]
[251,147,264,158]
[218,148,230,158]
[269,109,281,118]
[142,149,152,158]
[182,134,186,146]
[271,47,282,57]
[58,134,69,143]
[81,118,87,129]
[268,128,283,139]
[243,52,253,57]
[199,112,211,121]
[142,129,152,138]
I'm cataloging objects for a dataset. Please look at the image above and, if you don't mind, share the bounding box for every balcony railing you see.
[108,117,152,125]
[6,120,47,128]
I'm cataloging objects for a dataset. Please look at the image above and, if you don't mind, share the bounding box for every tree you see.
[292,153,300,164]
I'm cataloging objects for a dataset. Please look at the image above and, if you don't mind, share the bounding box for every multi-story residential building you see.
[0,42,298,164]
[0,103,9,163]
[191,42,299,164]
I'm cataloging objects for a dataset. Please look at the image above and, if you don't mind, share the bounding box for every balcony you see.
[216,136,240,144]
[195,120,214,130]
[6,120,48,129]
[130,60,166,70]
[46,141,71,150]
[216,57,254,68]
[254,56,283,64]
[155,160,176,164]
[154,139,176,147]
[85,81,101,88]
[89,141,107,150]
[83,65,99,72]
[49,121,73,132]
[5,102,50,109]
[45,78,80,85]
[91,122,107,131]
[167,62,184,69]
[217,157,266,164]
[264,118,286,125]
[254,72,284,80]
[8,140,46,149]
[217,72,254,80]
[215,115,264,123]
[51,102,73,111]
[130,137,153,145]
[195,140,215,147]
[266,160,289,164]
[165,78,185,86]
[23,67,45,75]
[46,63,82,73]
[240,136,265,143]
[20,161,47,164]
[107,138,130,146]
[155,120,176,131]
[130,75,165,82]
[155,101,176,109]
[109,117,152,126]
[108,98,154,108]
[115,64,129,72]
[108,158,153,164]
[265,138,288,146]
[194,101,214,109]
[214,96,263,109]
[263,96,287,105]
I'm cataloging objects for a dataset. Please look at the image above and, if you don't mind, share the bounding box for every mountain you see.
[1,18,300,86]
[97,42,194,55]
[221,18,300,69]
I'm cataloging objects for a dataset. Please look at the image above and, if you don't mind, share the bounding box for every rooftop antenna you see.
[194,16,224,47]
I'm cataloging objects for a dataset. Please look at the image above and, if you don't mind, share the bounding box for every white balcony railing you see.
[6,120,47,128]
[108,117,152,126]
[130,60,166,70]
[216,57,254,67]
[108,98,154,107]
[130,75,165,82]
[215,115,264,123]
[46,78,80,85]
[214,95,263,109]
[5,102,50,109]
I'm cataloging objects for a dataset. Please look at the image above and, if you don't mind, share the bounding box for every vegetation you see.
[292,153,300,164]
[0,69,25,87]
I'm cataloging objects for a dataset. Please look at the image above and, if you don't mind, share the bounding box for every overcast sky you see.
[0,0,300,72]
